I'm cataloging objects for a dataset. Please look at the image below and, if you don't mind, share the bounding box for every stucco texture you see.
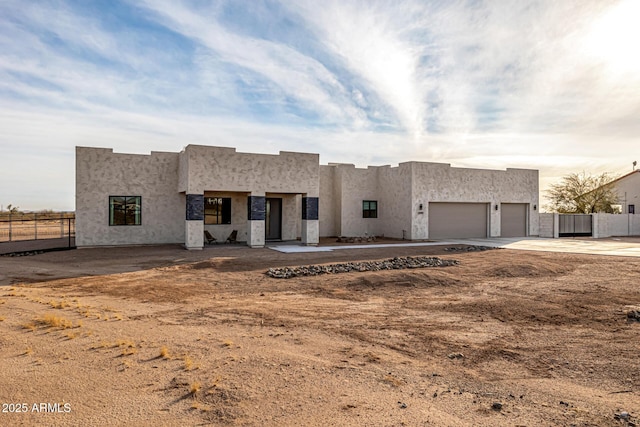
[180,146,319,248]
[333,165,379,237]
[410,163,539,239]
[319,161,538,240]
[179,145,319,196]
[75,147,185,247]
[319,166,336,237]
[76,145,539,247]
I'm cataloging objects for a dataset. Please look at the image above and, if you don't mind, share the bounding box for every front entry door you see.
[265,198,282,240]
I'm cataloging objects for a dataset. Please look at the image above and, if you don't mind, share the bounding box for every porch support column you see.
[185,194,204,250]
[302,196,319,246]
[247,194,266,248]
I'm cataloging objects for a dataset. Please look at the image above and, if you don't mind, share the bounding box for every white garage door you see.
[500,203,527,237]
[429,203,488,239]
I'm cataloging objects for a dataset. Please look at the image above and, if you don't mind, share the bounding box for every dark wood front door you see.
[265,198,282,240]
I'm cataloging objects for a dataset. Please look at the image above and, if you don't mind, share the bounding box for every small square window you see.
[109,196,141,226]
[205,197,232,224]
[363,200,377,218]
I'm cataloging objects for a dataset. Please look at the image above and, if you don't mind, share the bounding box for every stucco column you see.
[412,200,427,240]
[301,196,319,246]
[185,194,204,250]
[247,193,265,248]
[490,202,500,237]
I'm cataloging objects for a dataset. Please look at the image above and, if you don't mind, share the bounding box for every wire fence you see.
[0,212,75,243]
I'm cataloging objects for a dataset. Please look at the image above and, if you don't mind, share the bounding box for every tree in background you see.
[6,204,20,213]
[545,172,619,213]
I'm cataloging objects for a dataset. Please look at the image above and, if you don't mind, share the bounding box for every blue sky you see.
[1,0,639,211]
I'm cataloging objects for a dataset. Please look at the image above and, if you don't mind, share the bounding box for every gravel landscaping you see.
[443,245,500,252]
[266,256,459,278]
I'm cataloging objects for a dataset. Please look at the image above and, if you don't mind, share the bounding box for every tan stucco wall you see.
[319,166,336,237]
[185,221,203,250]
[376,165,412,239]
[330,165,380,237]
[179,145,319,197]
[75,147,185,247]
[302,219,319,245]
[410,163,539,239]
[77,145,540,246]
[327,163,415,239]
[333,165,345,235]
[319,161,539,240]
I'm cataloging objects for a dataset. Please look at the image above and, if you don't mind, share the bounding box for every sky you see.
[1,0,639,211]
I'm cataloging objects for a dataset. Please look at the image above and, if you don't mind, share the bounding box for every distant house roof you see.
[608,169,640,186]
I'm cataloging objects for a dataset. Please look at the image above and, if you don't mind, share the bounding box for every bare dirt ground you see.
[1,240,639,426]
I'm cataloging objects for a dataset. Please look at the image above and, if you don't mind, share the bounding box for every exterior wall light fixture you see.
[495,204,499,211]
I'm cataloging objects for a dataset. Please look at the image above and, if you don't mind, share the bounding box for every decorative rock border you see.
[1,250,45,257]
[335,236,377,243]
[444,245,500,252]
[266,256,459,279]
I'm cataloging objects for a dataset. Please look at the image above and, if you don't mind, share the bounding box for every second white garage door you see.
[500,203,527,237]
[428,202,488,239]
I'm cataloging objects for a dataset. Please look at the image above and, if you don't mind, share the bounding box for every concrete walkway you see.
[269,237,640,257]
[269,240,458,253]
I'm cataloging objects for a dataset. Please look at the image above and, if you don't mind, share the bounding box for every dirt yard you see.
[0,242,639,426]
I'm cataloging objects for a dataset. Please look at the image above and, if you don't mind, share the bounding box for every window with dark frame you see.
[630,204,635,214]
[205,197,232,224]
[109,196,141,226]
[362,200,378,218]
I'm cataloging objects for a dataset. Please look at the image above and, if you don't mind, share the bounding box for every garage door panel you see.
[429,203,488,239]
[501,203,527,237]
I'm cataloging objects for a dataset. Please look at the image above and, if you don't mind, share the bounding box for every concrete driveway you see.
[271,237,640,257]
[442,237,640,257]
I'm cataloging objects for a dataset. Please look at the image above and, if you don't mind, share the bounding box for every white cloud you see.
[286,0,430,137]
[136,0,368,127]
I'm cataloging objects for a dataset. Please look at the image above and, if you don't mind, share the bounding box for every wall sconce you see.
[495,204,499,211]
[533,204,537,211]
[418,203,423,211]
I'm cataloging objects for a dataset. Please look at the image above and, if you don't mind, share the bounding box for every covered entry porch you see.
[178,145,321,250]
[184,191,319,249]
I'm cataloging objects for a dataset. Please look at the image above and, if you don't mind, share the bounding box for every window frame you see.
[630,204,635,214]
[204,197,232,225]
[109,196,141,226]
[362,200,378,219]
